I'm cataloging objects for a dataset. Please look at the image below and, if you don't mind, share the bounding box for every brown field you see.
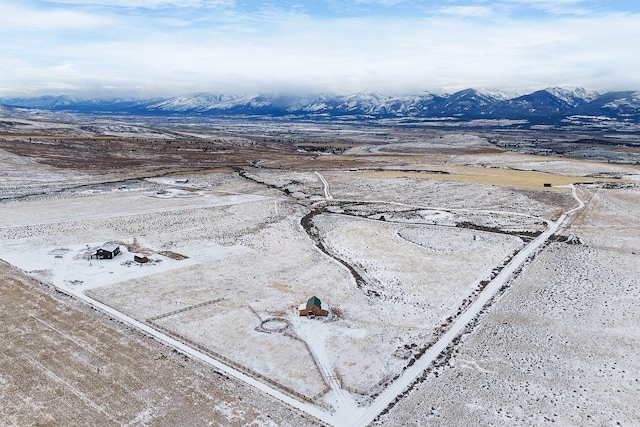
[364,166,620,191]
[0,263,308,426]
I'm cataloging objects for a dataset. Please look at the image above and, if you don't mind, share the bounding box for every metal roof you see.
[100,242,119,252]
[306,296,322,309]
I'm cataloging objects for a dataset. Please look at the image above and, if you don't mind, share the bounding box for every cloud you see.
[503,0,592,15]
[39,0,233,8]
[0,3,111,30]
[436,5,495,18]
[352,0,408,5]
[1,1,639,96]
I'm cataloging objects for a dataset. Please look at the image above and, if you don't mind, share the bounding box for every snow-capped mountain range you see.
[2,88,639,124]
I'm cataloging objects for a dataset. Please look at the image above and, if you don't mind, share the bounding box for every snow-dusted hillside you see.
[2,87,640,123]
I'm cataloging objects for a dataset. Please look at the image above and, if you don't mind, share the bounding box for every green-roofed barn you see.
[299,295,329,318]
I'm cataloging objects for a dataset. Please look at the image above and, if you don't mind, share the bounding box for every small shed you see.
[94,242,121,259]
[299,296,329,318]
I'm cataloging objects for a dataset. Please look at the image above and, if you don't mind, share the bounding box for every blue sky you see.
[1,0,639,97]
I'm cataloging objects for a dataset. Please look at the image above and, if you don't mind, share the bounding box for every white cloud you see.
[40,0,233,8]
[437,6,495,18]
[352,0,408,5]
[0,3,111,30]
[503,0,592,15]
[1,1,639,96]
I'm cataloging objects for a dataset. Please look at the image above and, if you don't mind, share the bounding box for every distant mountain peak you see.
[2,88,639,124]
[544,86,601,105]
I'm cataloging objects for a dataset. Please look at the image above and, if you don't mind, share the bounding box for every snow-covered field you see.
[0,181,523,403]
[1,129,639,425]
[374,186,640,426]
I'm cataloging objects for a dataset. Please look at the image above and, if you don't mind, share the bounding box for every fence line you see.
[147,320,325,405]
[147,298,224,322]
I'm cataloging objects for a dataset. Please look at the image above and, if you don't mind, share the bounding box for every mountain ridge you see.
[2,87,639,124]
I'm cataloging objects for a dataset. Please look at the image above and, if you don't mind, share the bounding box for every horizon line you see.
[2,86,639,101]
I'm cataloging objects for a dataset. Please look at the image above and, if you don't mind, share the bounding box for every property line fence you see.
[147,298,225,322]
[283,330,332,401]
[147,320,327,405]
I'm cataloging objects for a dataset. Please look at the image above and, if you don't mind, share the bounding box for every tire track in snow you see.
[315,172,333,200]
[290,317,358,417]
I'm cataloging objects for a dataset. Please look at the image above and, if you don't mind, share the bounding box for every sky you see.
[1,0,639,98]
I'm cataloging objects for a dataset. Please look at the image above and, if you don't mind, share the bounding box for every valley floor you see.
[0,123,639,426]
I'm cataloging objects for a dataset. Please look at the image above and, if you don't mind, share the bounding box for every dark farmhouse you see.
[93,242,121,259]
[299,296,329,318]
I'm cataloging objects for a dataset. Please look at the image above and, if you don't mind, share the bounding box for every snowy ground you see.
[373,185,640,426]
[0,263,306,427]
[0,182,523,404]
[1,129,639,426]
